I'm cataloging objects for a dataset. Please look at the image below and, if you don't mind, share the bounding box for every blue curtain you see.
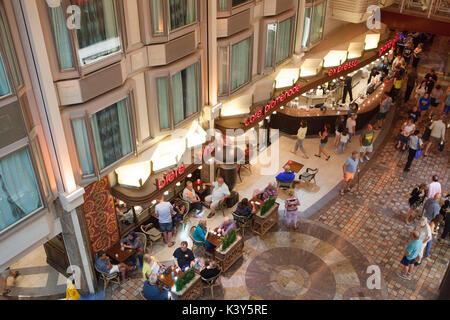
[0,54,10,97]
[72,119,94,175]
[49,6,74,70]
[0,148,42,231]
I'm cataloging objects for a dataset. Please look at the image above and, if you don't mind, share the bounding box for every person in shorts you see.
[94,251,135,282]
[155,195,175,247]
[340,151,359,196]
[285,191,300,230]
[398,231,422,280]
[360,124,374,163]
[1,267,19,296]
[375,92,392,130]
[203,177,230,218]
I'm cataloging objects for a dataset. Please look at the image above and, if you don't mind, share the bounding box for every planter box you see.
[252,203,279,236]
[171,274,203,300]
[215,235,244,273]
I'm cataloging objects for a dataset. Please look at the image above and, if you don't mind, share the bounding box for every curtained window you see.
[48,5,74,70]
[265,23,276,68]
[171,63,199,125]
[150,0,165,35]
[218,37,252,95]
[72,0,121,66]
[168,0,197,31]
[275,18,292,64]
[218,0,229,11]
[0,148,43,232]
[90,98,133,170]
[302,1,326,48]
[156,77,170,130]
[0,53,10,98]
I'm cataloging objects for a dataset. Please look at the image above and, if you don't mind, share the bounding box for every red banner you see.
[82,177,119,255]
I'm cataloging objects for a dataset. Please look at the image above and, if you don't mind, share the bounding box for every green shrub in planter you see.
[260,197,276,216]
[221,229,237,251]
[175,268,195,292]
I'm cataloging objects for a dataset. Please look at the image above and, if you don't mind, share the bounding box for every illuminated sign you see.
[157,164,186,190]
[244,84,301,127]
[328,59,359,77]
[379,33,400,57]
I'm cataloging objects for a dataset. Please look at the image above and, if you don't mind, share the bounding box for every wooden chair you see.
[177,195,192,230]
[140,223,163,254]
[299,168,319,185]
[237,163,252,182]
[276,179,293,190]
[135,232,148,254]
[201,268,222,299]
[232,212,252,237]
[189,225,206,256]
[95,265,120,291]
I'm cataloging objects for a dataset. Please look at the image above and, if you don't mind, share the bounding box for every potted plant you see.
[258,197,277,217]
[174,268,196,292]
[220,229,237,252]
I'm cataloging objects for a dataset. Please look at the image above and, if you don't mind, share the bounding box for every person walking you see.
[340,151,359,196]
[427,175,441,199]
[336,129,350,154]
[334,116,345,150]
[423,215,444,261]
[342,74,353,103]
[438,204,450,244]
[424,114,446,156]
[443,86,450,115]
[1,267,19,296]
[291,120,309,159]
[412,43,423,68]
[424,69,438,94]
[359,124,375,163]
[414,80,427,104]
[418,92,431,117]
[413,217,432,267]
[396,118,416,151]
[346,114,357,142]
[375,92,393,130]
[423,193,441,223]
[430,84,444,110]
[315,124,330,160]
[403,130,423,172]
[398,230,422,280]
[404,67,418,103]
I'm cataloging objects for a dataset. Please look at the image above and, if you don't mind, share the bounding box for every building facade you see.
[0,0,388,293]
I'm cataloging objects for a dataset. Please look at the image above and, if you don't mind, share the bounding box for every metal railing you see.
[390,0,450,19]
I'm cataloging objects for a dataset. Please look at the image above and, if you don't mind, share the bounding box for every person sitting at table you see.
[95,250,135,282]
[203,177,231,218]
[170,198,186,235]
[276,165,295,183]
[253,182,278,201]
[173,241,195,271]
[200,259,220,283]
[143,273,169,300]
[234,198,257,217]
[120,231,144,266]
[183,181,204,214]
[219,216,237,236]
[193,219,216,253]
[142,254,166,281]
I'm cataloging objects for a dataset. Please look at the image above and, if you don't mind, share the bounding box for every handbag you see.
[415,139,422,159]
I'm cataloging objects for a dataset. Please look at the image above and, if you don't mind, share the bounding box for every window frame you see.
[37,0,125,80]
[301,0,327,50]
[217,32,254,97]
[149,56,203,135]
[0,139,46,235]
[260,10,296,73]
[63,82,137,186]
[217,0,254,18]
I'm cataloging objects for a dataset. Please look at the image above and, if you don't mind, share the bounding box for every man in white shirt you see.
[427,175,441,199]
[425,115,446,156]
[203,177,230,218]
[182,181,203,213]
[155,196,175,247]
[346,114,357,142]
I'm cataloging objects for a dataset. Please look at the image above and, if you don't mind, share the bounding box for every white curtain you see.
[0,54,10,97]
[48,6,74,70]
[185,63,198,117]
[186,0,196,24]
[276,18,292,64]
[302,7,311,48]
[218,0,228,11]
[230,38,251,91]
[72,119,94,175]
[117,100,132,157]
[0,11,22,87]
[218,47,229,95]
[265,24,276,68]
[310,2,325,44]
[90,114,105,170]
[0,148,42,231]
[150,0,164,35]
[157,77,170,129]
[171,72,184,124]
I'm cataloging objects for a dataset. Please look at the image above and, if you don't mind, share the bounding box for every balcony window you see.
[0,148,43,232]
[155,62,201,131]
[218,0,252,11]
[72,97,133,176]
[149,0,198,36]
[48,5,74,70]
[0,5,23,97]
[265,17,293,68]
[302,0,327,48]
[218,37,252,95]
